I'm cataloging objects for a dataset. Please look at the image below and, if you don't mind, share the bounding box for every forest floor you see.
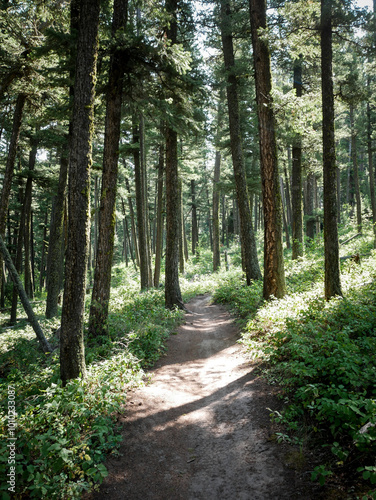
[84,294,333,500]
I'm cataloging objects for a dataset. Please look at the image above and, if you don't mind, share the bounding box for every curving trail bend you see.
[85,294,320,500]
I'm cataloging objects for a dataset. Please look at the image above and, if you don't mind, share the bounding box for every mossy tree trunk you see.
[88,0,129,338]
[60,0,101,385]
[249,0,285,299]
[164,0,184,310]
[46,0,78,319]
[165,124,183,309]
[321,0,342,300]
[220,0,262,285]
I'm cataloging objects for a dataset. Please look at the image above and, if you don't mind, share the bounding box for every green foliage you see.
[0,350,139,498]
[213,267,263,320]
[215,226,376,493]
[0,264,186,499]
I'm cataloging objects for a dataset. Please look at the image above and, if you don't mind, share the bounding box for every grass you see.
[1,222,376,498]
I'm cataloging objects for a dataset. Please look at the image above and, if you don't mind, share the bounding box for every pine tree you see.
[60,0,101,385]
[249,0,285,299]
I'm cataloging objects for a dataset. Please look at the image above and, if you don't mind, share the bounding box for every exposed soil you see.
[84,294,333,500]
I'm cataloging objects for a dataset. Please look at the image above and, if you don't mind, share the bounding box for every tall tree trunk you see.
[122,198,137,270]
[46,0,78,318]
[39,209,48,291]
[337,166,341,224]
[164,0,183,310]
[140,115,153,287]
[306,172,315,240]
[46,148,68,318]
[10,182,25,325]
[207,187,213,251]
[133,118,150,290]
[221,194,226,245]
[350,105,362,233]
[179,179,184,274]
[165,124,183,308]
[191,179,198,255]
[367,101,376,247]
[321,0,342,299]
[60,0,101,385]
[283,161,292,227]
[213,150,221,272]
[24,136,38,299]
[291,58,304,259]
[88,0,128,337]
[249,0,285,298]
[125,178,140,267]
[153,138,164,287]
[280,177,291,250]
[220,0,262,284]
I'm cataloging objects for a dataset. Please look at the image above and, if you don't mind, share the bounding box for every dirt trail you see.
[86,294,321,500]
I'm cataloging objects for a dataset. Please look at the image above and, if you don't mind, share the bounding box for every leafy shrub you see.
[238,242,376,491]
[0,350,142,499]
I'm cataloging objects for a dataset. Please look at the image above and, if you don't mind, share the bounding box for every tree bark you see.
[153,139,164,287]
[367,102,376,247]
[24,136,38,299]
[165,124,183,308]
[191,179,198,255]
[46,0,78,318]
[133,117,150,290]
[60,0,101,385]
[220,0,262,284]
[10,179,25,325]
[350,105,362,233]
[321,0,342,299]
[88,0,128,337]
[164,0,184,310]
[179,179,184,274]
[213,150,221,272]
[291,58,304,259]
[46,147,68,318]
[140,115,153,287]
[249,0,285,298]
[280,177,291,250]
[125,178,140,267]
[306,172,315,240]
[39,209,48,291]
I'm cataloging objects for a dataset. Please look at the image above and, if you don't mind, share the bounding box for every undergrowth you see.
[213,227,376,498]
[0,251,222,499]
[1,225,376,498]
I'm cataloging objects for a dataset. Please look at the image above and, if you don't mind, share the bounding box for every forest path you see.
[86,294,320,500]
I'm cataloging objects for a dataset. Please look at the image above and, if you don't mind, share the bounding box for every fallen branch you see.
[340,253,369,262]
[0,234,53,353]
[340,233,362,246]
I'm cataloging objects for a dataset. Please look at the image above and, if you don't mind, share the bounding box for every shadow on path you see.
[85,294,323,500]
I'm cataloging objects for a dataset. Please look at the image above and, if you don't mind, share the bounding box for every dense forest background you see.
[1,0,376,498]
